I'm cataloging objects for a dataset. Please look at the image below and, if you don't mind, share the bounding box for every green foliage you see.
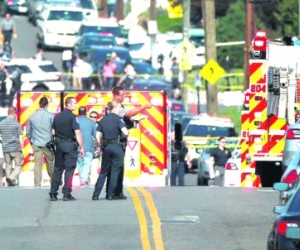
[218,106,242,134]
[275,0,299,36]
[157,15,183,33]
[216,0,246,69]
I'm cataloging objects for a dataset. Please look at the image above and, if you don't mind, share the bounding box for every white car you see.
[223,149,241,187]
[37,5,84,49]
[1,58,64,91]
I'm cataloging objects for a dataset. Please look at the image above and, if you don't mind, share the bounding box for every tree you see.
[274,0,298,36]
[216,0,246,68]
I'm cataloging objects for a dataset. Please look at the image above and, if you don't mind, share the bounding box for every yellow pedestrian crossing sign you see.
[168,0,183,19]
[200,59,225,85]
[177,38,196,71]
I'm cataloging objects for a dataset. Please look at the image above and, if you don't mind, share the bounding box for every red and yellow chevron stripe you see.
[18,92,61,171]
[249,61,267,85]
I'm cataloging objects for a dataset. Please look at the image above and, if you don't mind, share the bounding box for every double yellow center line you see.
[126,187,165,250]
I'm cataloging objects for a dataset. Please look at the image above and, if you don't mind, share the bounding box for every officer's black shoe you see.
[92,196,99,200]
[49,193,58,201]
[63,194,76,201]
[6,177,16,187]
[117,194,127,200]
[107,196,119,200]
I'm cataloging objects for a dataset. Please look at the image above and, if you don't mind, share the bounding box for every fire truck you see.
[14,90,170,187]
[241,30,300,187]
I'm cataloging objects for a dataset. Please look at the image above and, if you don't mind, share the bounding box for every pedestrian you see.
[89,110,101,159]
[170,130,192,186]
[0,13,17,45]
[26,97,55,186]
[9,64,22,98]
[208,136,232,187]
[34,48,44,61]
[117,59,136,89]
[49,97,84,201]
[92,100,128,200]
[102,54,117,90]
[107,0,117,18]
[0,136,4,186]
[72,53,83,90]
[77,106,96,186]
[89,111,98,126]
[0,106,23,186]
[80,55,93,90]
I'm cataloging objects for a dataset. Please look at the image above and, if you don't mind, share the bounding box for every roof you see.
[82,17,118,27]
[89,46,129,52]
[81,32,113,37]
[44,5,83,11]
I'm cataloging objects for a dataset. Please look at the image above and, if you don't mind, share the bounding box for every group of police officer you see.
[49,86,152,201]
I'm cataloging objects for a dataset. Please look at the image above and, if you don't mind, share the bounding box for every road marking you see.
[138,187,165,250]
[126,187,151,250]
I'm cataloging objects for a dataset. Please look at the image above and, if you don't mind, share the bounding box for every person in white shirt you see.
[34,48,44,61]
[72,53,83,90]
[80,55,93,90]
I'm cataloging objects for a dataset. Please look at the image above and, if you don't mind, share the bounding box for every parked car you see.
[282,120,300,170]
[223,149,241,187]
[267,182,300,250]
[5,0,30,15]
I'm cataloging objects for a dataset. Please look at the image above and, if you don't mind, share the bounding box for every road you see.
[0,186,278,250]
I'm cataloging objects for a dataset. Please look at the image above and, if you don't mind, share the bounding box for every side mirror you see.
[97,6,104,11]
[273,205,286,214]
[85,12,90,16]
[273,182,289,191]
[62,50,73,61]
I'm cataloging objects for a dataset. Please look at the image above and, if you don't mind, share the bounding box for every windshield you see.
[82,25,121,36]
[134,63,157,75]
[184,124,235,137]
[39,64,59,72]
[82,36,116,47]
[190,37,204,47]
[203,140,239,154]
[80,0,95,10]
[128,43,144,51]
[89,49,131,62]
[167,39,182,46]
[47,10,83,21]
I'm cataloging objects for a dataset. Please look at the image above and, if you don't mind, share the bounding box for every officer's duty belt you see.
[102,139,119,145]
[59,138,74,142]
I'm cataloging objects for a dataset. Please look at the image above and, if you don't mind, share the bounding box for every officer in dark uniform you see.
[92,100,128,200]
[49,97,84,201]
[104,86,152,199]
[208,136,232,186]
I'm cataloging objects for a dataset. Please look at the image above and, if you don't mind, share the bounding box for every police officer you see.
[170,131,191,186]
[105,86,152,199]
[49,97,84,201]
[92,100,128,200]
[208,136,232,187]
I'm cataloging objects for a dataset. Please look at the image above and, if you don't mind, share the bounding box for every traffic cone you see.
[190,102,197,115]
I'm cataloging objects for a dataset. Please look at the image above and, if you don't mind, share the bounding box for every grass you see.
[218,106,242,134]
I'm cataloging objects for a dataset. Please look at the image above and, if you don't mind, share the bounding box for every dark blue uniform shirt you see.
[52,109,79,139]
[97,113,126,140]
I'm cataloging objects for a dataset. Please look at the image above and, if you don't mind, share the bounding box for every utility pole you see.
[149,0,157,67]
[243,0,253,91]
[100,0,107,18]
[181,0,190,112]
[202,0,218,115]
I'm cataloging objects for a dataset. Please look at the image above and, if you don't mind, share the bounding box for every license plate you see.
[18,7,27,12]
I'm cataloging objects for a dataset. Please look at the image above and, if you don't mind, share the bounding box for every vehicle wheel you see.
[32,84,48,91]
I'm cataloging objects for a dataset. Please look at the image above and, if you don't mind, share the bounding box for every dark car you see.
[73,33,117,52]
[131,79,173,97]
[5,0,30,15]
[268,183,300,250]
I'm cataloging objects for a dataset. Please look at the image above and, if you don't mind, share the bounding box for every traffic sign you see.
[168,0,183,19]
[200,59,225,85]
[177,38,196,71]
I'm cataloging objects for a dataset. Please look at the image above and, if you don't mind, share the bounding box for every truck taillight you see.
[286,129,300,140]
[225,163,238,170]
[277,221,300,236]
[283,169,298,184]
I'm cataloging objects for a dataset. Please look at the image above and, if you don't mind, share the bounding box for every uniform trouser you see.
[106,164,124,197]
[171,161,185,186]
[211,166,225,187]
[50,142,77,196]
[32,144,54,186]
[4,151,24,182]
[93,144,124,198]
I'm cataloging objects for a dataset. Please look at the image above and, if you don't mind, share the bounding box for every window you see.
[82,25,121,37]
[39,64,59,72]
[88,49,131,62]
[184,125,234,137]
[82,36,116,47]
[47,10,83,21]
[6,65,32,74]
[79,0,95,10]
[128,43,144,51]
